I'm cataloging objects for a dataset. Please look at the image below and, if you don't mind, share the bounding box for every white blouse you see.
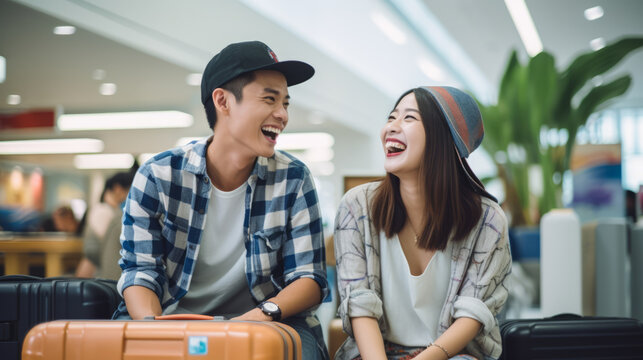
[380,233,452,346]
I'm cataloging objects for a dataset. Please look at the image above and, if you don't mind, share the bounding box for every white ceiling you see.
[1,0,642,174]
[426,0,643,106]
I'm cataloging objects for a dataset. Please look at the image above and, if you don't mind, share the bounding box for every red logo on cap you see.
[268,50,279,63]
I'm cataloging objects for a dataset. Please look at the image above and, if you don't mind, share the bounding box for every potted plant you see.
[477,37,643,226]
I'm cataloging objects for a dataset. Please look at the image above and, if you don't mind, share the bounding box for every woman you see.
[334,86,511,360]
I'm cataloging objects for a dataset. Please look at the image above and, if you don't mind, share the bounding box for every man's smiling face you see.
[218,70,290,158]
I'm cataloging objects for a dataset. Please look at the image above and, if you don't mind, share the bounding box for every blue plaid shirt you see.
[115,137,328,316]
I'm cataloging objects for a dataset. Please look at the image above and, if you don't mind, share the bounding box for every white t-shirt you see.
[171,183,255,317]
[380,233,452,346]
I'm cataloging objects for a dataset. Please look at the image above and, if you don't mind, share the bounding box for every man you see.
[114,41,329,359]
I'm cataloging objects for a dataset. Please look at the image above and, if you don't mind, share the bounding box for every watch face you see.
[263,302,279,312]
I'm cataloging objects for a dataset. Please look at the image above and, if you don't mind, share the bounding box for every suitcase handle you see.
[0,274,43,282]
[548,313,582,320]
[153,314,217,320]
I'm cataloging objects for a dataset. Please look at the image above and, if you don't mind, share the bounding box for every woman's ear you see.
[212,88,229,114]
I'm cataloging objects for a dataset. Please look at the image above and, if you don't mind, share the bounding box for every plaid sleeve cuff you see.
[286,270,329,302]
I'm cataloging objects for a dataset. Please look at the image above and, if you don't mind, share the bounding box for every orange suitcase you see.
[22,315,301,360]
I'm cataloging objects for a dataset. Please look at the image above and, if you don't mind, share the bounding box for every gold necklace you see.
[408,219,420,243]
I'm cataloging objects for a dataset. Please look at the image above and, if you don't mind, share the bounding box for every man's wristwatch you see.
[258,301,282,321]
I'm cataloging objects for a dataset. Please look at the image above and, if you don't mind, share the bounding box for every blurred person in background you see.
[334,87,511,360]
[75,172,133,280]
[40,205,81,234]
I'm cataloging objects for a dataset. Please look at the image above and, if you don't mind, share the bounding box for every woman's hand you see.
[414,317,482,360]
[351,317,387,360]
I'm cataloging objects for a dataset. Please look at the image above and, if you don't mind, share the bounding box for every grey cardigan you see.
[334,182,511,360]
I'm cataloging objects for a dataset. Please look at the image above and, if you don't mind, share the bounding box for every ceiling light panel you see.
[0,138,104,154]
[53,26,76,35]
[58,111,194,131]
[99,83,117,95]
[0,56,5,83]
[584,6,604,21]
[590,37,606,51]
[504,0,543,57]
[418,58,445,82]
[186,73,202,86]
[7,94,21,105]
[74,153,134,169]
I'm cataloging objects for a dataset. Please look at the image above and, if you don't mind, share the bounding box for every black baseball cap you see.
[201,41,315,104]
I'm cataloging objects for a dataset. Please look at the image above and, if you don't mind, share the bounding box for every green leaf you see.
[512,162,530,210]
[479,104,505,155]
[556,37,643,119]
[499,50,521,103]
[524,51,558,159]
[575,75,632,126]
[498,54,528,146]
[479,176,496,185]
[562,75,633,171]
[527,52,558,130]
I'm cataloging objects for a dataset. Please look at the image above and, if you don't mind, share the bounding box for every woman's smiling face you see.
[380,92,426,176]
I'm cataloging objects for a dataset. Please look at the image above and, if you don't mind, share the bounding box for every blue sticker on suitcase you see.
[188,336,208,355]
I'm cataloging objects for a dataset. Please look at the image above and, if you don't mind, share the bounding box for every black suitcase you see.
[500,314,643,359]
[0,275,121,360]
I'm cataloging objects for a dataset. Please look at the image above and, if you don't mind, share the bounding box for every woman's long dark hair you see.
[371,88,485,250]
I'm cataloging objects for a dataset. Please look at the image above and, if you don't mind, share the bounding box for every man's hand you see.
[231,307,273,321]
